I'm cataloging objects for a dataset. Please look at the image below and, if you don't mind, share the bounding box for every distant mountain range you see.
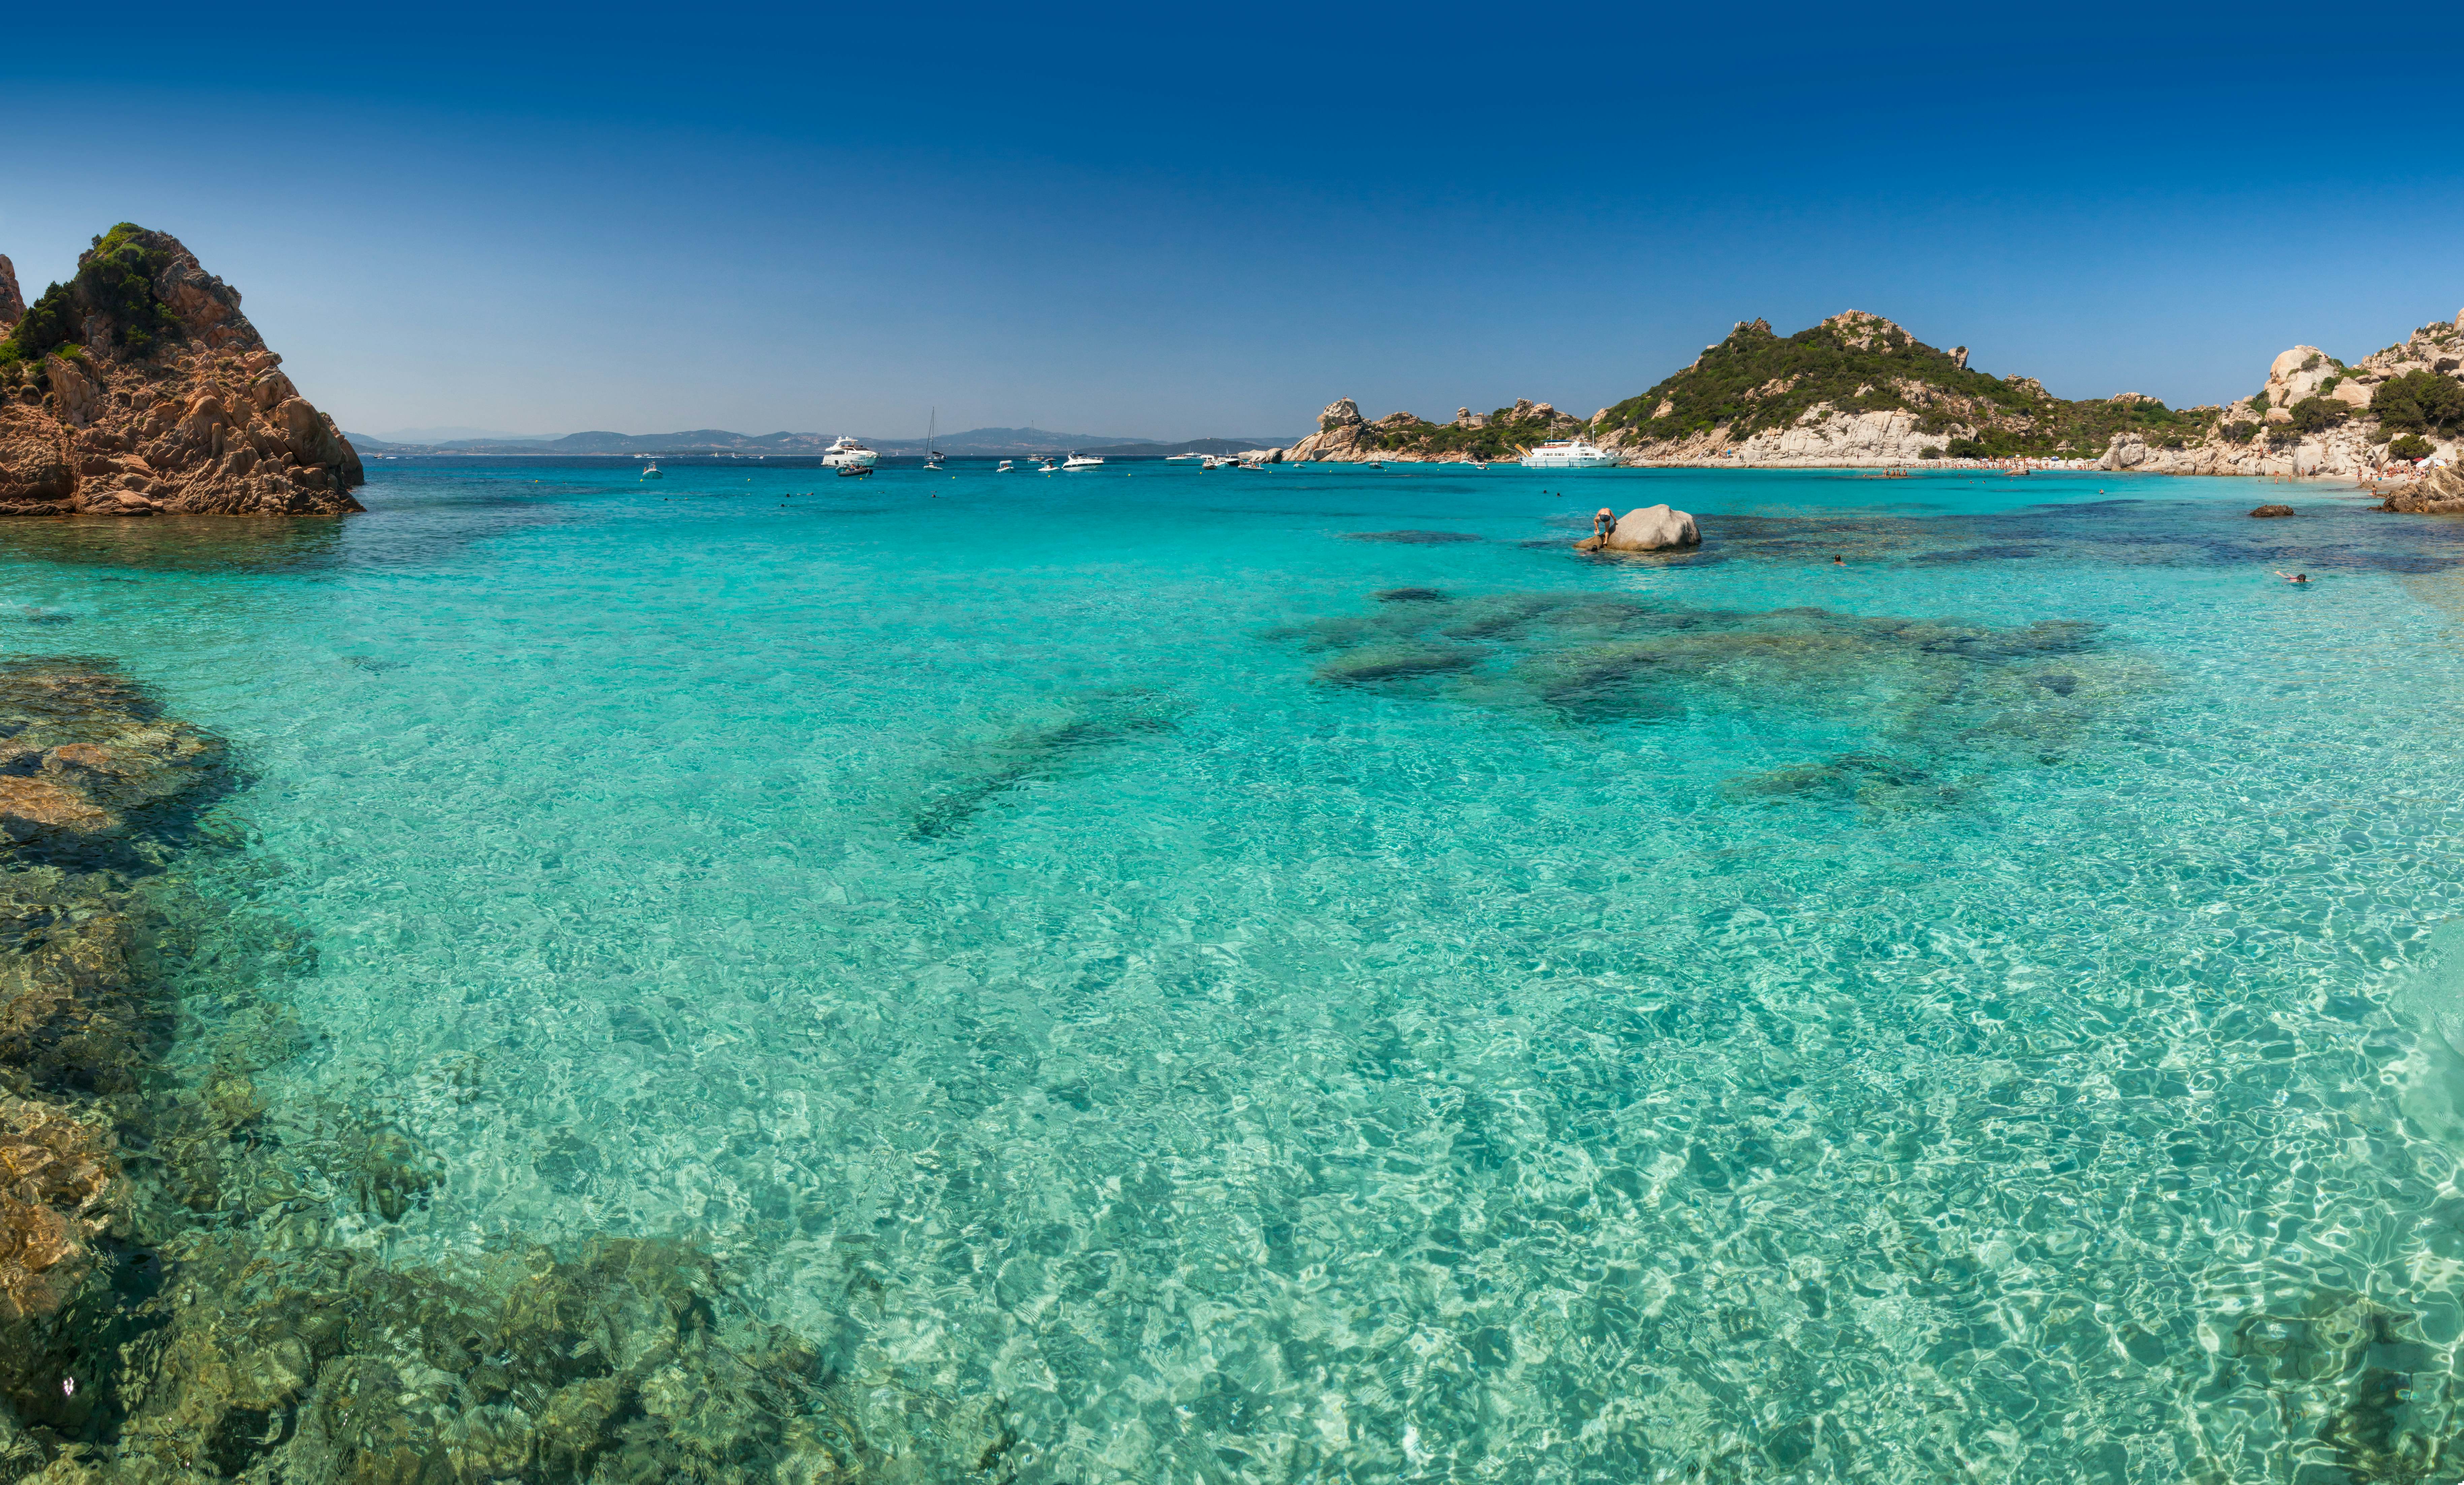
[343,426,1301,459]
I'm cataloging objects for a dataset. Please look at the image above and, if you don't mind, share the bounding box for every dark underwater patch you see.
[1340,530,1483,544]
[908,688,1184,840]
[1907,543,2050,566]
[1375,588,1448,603]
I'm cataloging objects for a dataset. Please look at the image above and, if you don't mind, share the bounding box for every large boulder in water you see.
[2384,465,2464,514]
[1579,504,1701,552]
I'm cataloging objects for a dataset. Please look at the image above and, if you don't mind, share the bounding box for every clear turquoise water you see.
[13,461,2464,1481]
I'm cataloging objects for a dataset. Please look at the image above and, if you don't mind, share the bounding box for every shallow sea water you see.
[12,461,2464,1481]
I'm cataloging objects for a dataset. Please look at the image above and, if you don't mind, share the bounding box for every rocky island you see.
[1275,308,2464,476]
[0,225,364,517]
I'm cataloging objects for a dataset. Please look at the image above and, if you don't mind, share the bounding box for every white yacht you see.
[1521,437,1620,470]
[1201,455,1229,469]
[1165,450,1205,463]
[641,460,663,480]
[820,435,878,469]
[1061,452,1105,470]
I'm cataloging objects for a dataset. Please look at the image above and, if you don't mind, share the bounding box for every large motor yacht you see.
[1061,452,1105,471]
[1521,437,1620,470]
[820,435,879,469]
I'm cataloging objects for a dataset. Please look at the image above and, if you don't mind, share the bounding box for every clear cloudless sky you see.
[6,0,2462,442]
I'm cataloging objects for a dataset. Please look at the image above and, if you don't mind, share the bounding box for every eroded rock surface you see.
[0,225,363,518]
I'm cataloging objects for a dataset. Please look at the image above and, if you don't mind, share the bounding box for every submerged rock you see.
[1374,587,1448,603]
[2250,504,2296,518]
[1576,505,1701,553]
[1340,530,1483,544]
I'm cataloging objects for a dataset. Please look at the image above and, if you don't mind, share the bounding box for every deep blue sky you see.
[7,0,2461,441]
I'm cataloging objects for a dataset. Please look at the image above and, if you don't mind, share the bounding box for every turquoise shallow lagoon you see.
[14,460,2464,1481]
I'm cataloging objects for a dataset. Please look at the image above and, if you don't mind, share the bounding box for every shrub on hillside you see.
[2373,370,2464,434]
[2390,433,2435,462]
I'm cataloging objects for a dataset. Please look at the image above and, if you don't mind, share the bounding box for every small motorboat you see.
[924,450,946,471]
[1033,456,1059,473]
[1061,452,1105,471]
[1201,455,1227,469]
[836,463,873,479]
[996,459,1015,473]
[641,460,663,480]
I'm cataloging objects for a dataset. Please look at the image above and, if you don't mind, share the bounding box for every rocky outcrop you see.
[0,225,363,517]
[1578,504,1701,552]
[1284,396,1580,463]
[2250,504,2295,518]
[0,258,21,330]
[2383,465,2464,514]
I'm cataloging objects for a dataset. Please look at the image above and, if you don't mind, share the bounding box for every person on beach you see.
[1593,508,1615,541]
[2271,570,2309,584]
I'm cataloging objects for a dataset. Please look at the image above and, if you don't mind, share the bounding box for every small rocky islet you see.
[0,226,364,518]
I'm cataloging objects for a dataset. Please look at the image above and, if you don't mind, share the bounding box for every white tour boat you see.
[1061,452,1105,470]
[820,435,879,469]
[1520,437,1620,470]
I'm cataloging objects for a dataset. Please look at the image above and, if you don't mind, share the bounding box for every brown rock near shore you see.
[0,225,363,517]
[2382,465,2464,514]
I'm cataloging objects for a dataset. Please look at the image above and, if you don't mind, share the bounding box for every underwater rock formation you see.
[0,225,364,517]
[0,661,1000,1479]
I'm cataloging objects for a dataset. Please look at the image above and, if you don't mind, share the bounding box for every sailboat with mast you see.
[923,409,945,472]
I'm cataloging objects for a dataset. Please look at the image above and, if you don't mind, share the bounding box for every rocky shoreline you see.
[0,227,364,519]
[0,665,999,1479]
[1268,308,2464,478]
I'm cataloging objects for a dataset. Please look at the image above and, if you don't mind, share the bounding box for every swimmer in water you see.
[1833,556,1845,565]
[2271,570,2309,584]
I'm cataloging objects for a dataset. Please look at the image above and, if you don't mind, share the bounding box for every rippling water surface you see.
[12,460,2464,1482]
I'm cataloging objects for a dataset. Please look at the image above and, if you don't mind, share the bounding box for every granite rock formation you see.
[2383,465,2464,514]
[0,225,363,517]
[1283,307,2464,475]
[1283,397,1581,464]
[1577,504,1701,552]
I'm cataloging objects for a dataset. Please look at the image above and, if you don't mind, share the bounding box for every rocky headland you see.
[1275,308,2464,477]
[0,226,364,518]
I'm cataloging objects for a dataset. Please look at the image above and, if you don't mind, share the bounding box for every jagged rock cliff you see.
[0,225,363,517]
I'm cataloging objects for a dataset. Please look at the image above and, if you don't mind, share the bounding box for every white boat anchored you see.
[996,459,1015,473]
[1520,437,1620,470]
[641,460,663,480]
[820,435,878,469]
[1164,450,1205,463]
[922,409,945,470]
[1061,452,1104,471]
[1033,456,1058,473]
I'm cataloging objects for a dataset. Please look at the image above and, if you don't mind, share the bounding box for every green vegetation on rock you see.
[2373,370,2464,436]
[2390,433,2435,461]
[1593,314,2219,458]
[1368,406,1580,462]
[0,221,180,372]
